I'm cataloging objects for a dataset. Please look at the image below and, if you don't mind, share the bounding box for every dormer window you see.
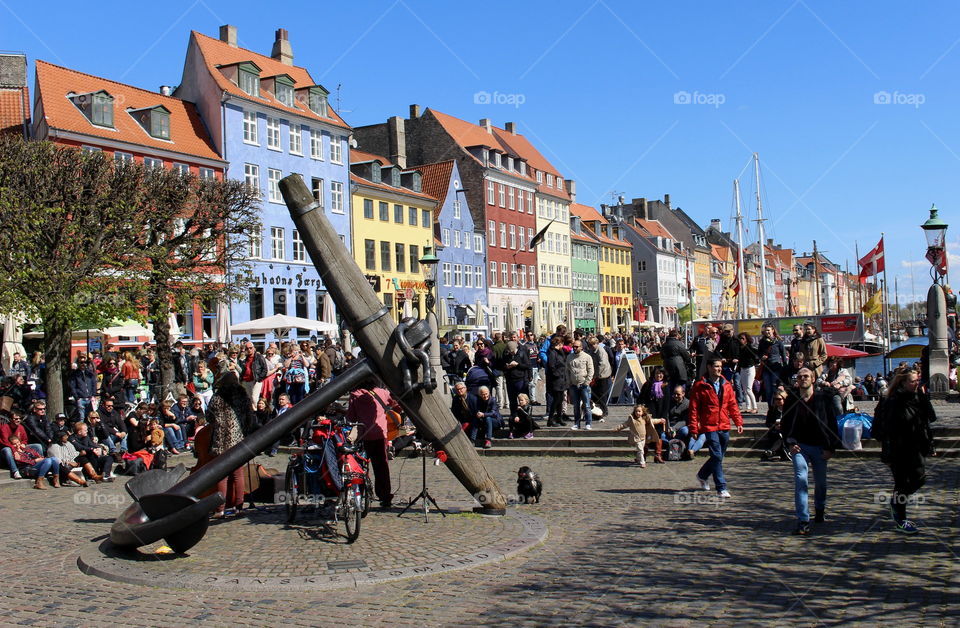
[274,75,295,107]
[536,170,543,184]
[493,152,502,168]
[371,162,381,184]
[557,176,564,189]
[546,174,554,188]
[308,87,329,116]
[507,157,514,171]
[238,62,261,97]
[519,161,527,176]
[391,167,401,188]
[69,90,114,128]
[129,106,171,139]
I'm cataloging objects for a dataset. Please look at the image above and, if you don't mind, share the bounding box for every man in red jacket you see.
[688,358,744,498]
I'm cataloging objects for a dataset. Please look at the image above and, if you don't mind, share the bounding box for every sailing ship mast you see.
[753,153,769,318]
[734,179,747,319]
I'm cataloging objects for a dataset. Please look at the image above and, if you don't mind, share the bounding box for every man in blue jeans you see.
[467,386,503,449]
[666,386,706,459]
[566,340,595,430]
[781,367,842,536]
[688,359,744,498]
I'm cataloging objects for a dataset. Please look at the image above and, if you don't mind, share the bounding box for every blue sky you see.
[4,0,958,303]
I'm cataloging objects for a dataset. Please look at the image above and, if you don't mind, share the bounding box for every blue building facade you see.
[176,26,351,342]
[418,160,487,336]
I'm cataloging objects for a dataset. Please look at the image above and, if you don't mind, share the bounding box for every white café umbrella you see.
[2,314,26,371]
[321,293,336,325]
[230,314,338,338]
[474,300,485,328]
[546,304,558,335]
[103,320,155,338]
[216,301,231,344]
[504,301,516,335]
[167,312,181,339]
[402,298,413,320]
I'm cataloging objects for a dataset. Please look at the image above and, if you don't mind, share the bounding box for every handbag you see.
[365,389,403,440]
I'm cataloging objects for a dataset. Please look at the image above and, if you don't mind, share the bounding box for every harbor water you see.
[853,335,928,378]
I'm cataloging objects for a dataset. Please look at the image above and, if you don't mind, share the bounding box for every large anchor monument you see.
[109,174,507,554]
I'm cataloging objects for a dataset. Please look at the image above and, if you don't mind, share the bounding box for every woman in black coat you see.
[502,341,531,418]
[545,336,568,427]
[873,369,936,534]
[638,367,671,422]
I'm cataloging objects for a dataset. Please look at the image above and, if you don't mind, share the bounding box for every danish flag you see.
[858,237,884,285]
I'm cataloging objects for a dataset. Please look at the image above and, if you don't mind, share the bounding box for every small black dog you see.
[516,466,542,504]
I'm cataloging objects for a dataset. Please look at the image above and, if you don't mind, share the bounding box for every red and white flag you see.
[728,258,741,296]
[858,237,885,284]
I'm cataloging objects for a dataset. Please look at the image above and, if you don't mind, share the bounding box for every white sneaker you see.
[570,425,580,430]
[12,471,22,480]
[695,475,710,491]
[719,489,732,498]
[584,424,593,430]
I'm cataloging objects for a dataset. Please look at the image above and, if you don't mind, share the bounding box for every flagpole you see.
[881,233,890,373]
[855,241,862,314]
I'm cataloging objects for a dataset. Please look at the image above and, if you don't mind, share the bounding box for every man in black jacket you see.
[171,341,189,398]
[23,400,54,449]
[68,421,114,481]
[716,324,742,403]
[442,338,472,384]
[781,368,842,536]
[502,340,531,418]
[660,329,691,394]
[97,399,127,452]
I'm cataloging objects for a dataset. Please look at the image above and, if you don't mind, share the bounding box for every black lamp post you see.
[922,204,948,284]
[419,245,440,312]
[922,204,951,393]
[418,245,448,401]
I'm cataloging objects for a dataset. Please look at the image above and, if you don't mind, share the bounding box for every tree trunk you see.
[42,314,70,417]
[149,291,175,401]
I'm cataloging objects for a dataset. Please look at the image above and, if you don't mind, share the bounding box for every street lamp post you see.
[922,205,950,394]
[419,246,450,402]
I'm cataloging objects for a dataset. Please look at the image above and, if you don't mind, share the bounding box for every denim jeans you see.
[28,456,60,479]
[674,426,706,452]
[697,430,730,492]
[76,397,93,420]
[124,379,140,404]
[569,384,593,427]
[793,443,828,522]
[163,426,185,450]
[761,366,782,403]
[723,367,744,404]
[1,444,43,475]
[469,415,501,442]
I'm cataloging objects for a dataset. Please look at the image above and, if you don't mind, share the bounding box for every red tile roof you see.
[570,204,629,247]
[349,173,437,203]
[635,217,677,240]
[350,149,391,165]
[34,60,222,161]
[191,31,349,130]
[571,230,597,245]
[0,87,29,137]
[416,160,455,208]
[710,244,729,261]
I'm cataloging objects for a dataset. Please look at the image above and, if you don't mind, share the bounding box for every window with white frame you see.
[268,168,282,202]
[454,230,461,249]
[173,163,189,175]
[249,228,262,258]
[243,111,258,144]
[529,266,535,289]
[442,228,450,247]
[540,264,547,285]
[519,264,526,288]
[244,163,260,195]
[81,146,102,153]
[239,68,260,96]
[199,167,215,180]
[266,117,281,150]
[498,184,505,207]
[454,264,462,287]
[493,152,501,168]
[465,266,473,288]
[442,262,452,287]
[519,226,525,250]
[517,190,524,212]
[487,180,495,205]
[329,135,342,163]
[408,206,418,226]
[475,265,483,288]
[292,229,305,262]
[488,220,496,245]
[501,262,508,287]
[509,225,516,249]
[546,173,554,188]
[271,227,285,260]
[490,262,497,287]
[499,223,507,248]
[143,157,163,170]
[311,178,324,207]
[453,199,461,219]
[289,123,302,154]
[310,129,323,159]
[508,187,514,210]
[536,170,543,184]
[511,264,518,286]
[474,234,483,252]
[557,176,564,190]
[527,192,533,214]
[330,181,343,213]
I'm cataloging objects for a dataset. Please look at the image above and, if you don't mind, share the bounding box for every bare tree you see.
[0,137,148,414]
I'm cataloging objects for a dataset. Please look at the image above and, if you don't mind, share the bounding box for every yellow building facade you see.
[349,151,437,324]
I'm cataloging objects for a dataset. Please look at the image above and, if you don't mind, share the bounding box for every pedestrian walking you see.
[566,339,594,430]
[873,369,937,534]
[781,367,842,536]
[688,358,743,498]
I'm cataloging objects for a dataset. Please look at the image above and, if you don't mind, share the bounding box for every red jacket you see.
[0,422,27,450]
[688,375,743,435]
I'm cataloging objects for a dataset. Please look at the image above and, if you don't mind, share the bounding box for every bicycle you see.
[284,416,370,543]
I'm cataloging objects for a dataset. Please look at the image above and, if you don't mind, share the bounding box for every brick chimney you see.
[271,28,293,65]
[505,122,516,135]
[479,118,491,133]
[564,179,576,201]
[219,25,237,47]
[409,104,420,119]
[387,116,406,169]
[710,219,722,231]
[664,193,671,209]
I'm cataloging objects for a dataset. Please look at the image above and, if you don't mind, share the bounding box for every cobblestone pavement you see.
[0,405,958,626]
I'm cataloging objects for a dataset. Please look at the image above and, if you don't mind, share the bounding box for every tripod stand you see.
[397,445,446,522]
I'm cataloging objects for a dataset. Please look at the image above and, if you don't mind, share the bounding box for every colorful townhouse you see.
[572,204,632,333]
[418,159,487,338]
[570,214,601,333]
[354,108,541,334]
[348,150,437,324]
[31,59,228,344]
[175,26,351,341]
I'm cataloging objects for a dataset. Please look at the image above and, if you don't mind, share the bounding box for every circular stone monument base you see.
[78,504,546,592]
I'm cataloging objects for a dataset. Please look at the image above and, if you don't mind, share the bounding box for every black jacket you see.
[781,389,842,451]
[443,349,472,378]
[100,371,124,400]
[24,413,53,445]
[100,408,126,437]
[758,337,787,369]
[659,338,691,383]
[716,334,740,365]
[874,392,937,459]
[502,347,531,382]
[69,432,103,458]
[545,347,569,392]
[451,393,473,425]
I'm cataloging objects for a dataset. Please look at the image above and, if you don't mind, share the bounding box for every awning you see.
[825,344,870,358]
[886,344,925,359]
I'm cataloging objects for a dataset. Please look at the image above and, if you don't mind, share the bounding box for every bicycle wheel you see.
[360,480,372,518]
[341,484,361,543]
[284,459,300,523]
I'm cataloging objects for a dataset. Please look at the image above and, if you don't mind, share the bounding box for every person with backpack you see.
[872,369,937,534]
